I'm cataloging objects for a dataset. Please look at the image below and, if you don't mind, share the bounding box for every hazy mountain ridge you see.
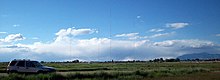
[177,52,220,60]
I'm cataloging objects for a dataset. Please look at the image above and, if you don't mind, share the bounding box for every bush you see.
[134,70,149,77]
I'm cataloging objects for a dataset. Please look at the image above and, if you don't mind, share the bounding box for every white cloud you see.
[115,33,139,37]
[0,37,219,61]
[0,32,7,34]
[136,16,141,19]
[150,32,175,38]
[0,39,4,42]
[153,39,215,48]
[121,57,136,61]
[13,24,20,27]
[115,32,174,40]
[166,23,189,29]
[115,33,140,40]
[149,28,165,32]
[1,33,25,42]
[0,27,219,61]
[56,27,96,37]
[136,15,145,23]
[216,34,220,37]
[55,27,97,42]
[154,40,174,47]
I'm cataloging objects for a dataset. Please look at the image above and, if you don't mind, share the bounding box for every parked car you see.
[6,59,56,74]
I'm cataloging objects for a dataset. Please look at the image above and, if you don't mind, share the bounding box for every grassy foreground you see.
[0,62,220,80]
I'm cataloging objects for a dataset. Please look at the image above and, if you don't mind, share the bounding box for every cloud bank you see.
[0,27,219,62]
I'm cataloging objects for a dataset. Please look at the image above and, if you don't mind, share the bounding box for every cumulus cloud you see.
[0,33,25,42]
[0,39,4,43]
[149,28,165,32]
[56,27,96,37]
[55,27,97,42]
[0,27,219,61]
[166,23,189,29]
[0,37,148,61]
[1,38,219,61]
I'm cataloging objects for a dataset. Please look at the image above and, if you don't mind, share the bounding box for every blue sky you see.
[0,0,220,61]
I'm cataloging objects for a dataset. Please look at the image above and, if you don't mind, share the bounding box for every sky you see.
[0,0,220,62]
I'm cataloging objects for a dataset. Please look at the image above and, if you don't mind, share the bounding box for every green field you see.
[0,62,220,80]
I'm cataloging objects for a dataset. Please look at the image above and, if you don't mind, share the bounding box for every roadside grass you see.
[0,67,210,80]
[0,62,219,80]
[0,62,7,73]
[42,62,219,72]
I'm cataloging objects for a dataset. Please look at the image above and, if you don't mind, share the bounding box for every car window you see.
[9,61,17,66]
[26,61,36,67]
[32,61,42,67]
[16,61,25,67]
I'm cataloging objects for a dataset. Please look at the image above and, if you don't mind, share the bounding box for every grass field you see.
[0,62,220,80]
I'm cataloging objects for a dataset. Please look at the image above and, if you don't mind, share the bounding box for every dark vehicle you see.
[6,59,56,74]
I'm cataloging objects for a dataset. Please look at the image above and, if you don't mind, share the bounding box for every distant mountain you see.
[177,52,220,60]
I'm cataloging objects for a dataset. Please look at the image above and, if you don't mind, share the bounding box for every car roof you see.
[12,59,36,61]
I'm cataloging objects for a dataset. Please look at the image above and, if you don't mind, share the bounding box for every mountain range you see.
[177,52,220,60]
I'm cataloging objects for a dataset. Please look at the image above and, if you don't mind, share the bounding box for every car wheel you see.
[9,70,17,74]
[37,70,43,74]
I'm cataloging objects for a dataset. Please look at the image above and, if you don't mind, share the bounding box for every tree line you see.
[39,58,220,63]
